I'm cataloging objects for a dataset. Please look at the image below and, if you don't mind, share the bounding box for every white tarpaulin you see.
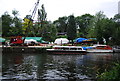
[24,39,38,44]
[54,38,69,44]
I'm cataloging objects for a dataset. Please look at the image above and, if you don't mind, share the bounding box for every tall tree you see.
[87,12,106,38]
[53,16,68,33]
[12,10,19,17]
[87,11,115,44]
[113,14,120,22]
[0,17,2,36]
[22,15,34,36]
[37,4,47,37]
[11,10,22,36]
[42,21,57,42]
[75,14,94,37]
[111,14,120,45]
[67,15,77,45]
[2,12,12,37]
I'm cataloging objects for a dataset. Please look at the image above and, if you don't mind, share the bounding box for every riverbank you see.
[1,46,52,53]
[1,44,120,53]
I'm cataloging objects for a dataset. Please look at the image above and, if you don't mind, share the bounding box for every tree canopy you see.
[1,9,120,45]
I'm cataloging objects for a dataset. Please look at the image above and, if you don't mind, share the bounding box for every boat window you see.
[63,48,69,50]
[70,48,77,50]
[78,48,82,50]
[97,46,105,48]
[54,47,60,49]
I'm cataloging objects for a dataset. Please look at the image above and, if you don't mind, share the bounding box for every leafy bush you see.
[97,63,120,81]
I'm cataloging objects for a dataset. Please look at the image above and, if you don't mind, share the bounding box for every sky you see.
[0,0,120,21]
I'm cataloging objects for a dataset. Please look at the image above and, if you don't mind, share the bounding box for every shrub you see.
[97,63,120,81]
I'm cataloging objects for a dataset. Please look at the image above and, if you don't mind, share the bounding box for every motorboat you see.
[46,45,86,54]
[113,46,120,53]
[87,44,113,53]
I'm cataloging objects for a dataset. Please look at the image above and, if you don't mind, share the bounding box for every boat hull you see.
[47,49,86,54]
[113,49,120,53]
[87,49,113,53]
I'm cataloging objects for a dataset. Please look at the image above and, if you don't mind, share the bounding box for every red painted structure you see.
[10,36,24,45]
[96,45,112,50]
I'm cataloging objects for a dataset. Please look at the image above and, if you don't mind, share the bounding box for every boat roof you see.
[53,45,83,48]
[92,44,109,48]
[94,44,108,46]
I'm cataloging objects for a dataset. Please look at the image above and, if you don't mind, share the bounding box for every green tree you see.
[37,4,47,37]
[0,17,2,36]
[53,16,68,33]
[75,14,94,37]
[12,9,19,17]
[113,14,120,22]
[111,14,120,45]
[98,63,120,81]
[34,4,57,41]
[98,18,115,44]
[67,15,77,45]
[22,15,33,36]
[87,11,108,44]
[2,12,12,37]
[42,21,57,42]
[10,10,22,36]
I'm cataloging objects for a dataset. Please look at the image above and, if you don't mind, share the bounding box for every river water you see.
[1,52,120,81]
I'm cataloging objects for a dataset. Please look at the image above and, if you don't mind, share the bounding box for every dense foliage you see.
[67,15,77,44]
[1,7,120,45]
[97,63,120,81]
[75,14,94,37]
[87,11,116,44]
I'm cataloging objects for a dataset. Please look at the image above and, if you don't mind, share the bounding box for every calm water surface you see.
[1,52,120,81]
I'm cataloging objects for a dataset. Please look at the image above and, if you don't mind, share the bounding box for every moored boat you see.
[46,45,86,54]
[113,46,120,53]
[87,44,113,53]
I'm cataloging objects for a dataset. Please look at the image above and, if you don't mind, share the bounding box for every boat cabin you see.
[53,46,83,51]
[93,44,112,50]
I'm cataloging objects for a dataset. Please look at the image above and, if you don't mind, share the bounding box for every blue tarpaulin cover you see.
[75,38,96,43]
[82,47,93,50]
[75,38,88,43]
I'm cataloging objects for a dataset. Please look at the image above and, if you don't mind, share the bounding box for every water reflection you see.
[2,52,120,80]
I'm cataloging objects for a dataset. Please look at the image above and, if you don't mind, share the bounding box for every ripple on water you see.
[42,69,68,80]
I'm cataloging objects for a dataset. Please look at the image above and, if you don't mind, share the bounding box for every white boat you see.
[113,46,120,53]
[47,45,86,54]
[87,44,113,53]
